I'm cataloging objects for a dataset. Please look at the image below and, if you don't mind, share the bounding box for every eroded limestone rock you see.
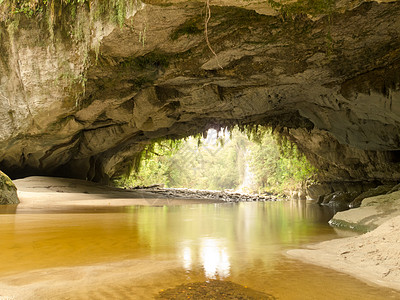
[329,190,400,232]
[0,1,399,186]
[349,184,395,208]
[0,170,19,205]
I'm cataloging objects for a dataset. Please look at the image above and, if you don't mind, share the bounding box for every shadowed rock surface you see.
[349,184,395,208]
[0,0,399,192]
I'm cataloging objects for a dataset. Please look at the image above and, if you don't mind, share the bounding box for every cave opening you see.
[115,125,316,196]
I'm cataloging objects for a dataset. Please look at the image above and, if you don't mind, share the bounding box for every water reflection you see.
[180,238,231,279]
[200,238,230,279]
[181,246,192,271]
[132,201,339,281]
[3,200,399,300]
[0,204,18,214]
[0,201,338,278]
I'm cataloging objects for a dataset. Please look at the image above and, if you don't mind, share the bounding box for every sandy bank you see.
[0,258,180,299]
[288,215,400,292]
[12,176,220,211]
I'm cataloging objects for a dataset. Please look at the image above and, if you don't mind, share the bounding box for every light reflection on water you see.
[172,201,335,281]
[0,201,341,277]
[179,239,231,279]
[1,201,399,299]
[181,245,192,271]
[200,238,230,279]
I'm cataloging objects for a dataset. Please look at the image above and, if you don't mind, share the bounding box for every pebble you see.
[132,186,281,202]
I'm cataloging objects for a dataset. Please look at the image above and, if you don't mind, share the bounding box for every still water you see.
[1,201,399,299]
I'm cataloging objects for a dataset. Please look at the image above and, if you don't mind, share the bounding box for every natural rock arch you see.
[0,0,399,190]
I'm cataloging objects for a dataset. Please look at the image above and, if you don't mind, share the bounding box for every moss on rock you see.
[328,218,372,233]
[0,170,19,205]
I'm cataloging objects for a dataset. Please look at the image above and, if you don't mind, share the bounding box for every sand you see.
[0,258,181,299]
[12,176,220,211]
[288,215,400,292]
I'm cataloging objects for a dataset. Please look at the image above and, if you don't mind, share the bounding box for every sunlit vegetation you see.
[117,126,317,195]
[0,0,135,25]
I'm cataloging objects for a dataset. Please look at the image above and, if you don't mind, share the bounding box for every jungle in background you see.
[117,127,316,195]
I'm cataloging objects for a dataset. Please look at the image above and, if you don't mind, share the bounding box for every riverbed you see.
[1,178,400,299]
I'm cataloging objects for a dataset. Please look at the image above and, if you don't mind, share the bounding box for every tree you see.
[118,126,317,195]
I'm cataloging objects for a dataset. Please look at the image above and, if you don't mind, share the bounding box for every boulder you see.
[321,191,359,208]
[387,183,400,194]
[329,191,400,232]
[0,171,19,205]
[349,184,394,208]
[321,192,335,205]
[307,184,333,201]
[307,181,379,203]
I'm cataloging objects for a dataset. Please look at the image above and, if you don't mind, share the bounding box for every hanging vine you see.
[205,0,222,69]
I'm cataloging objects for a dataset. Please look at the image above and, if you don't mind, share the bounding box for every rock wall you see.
[0,0,399,187]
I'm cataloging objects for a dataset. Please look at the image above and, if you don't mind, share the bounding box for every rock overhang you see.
[0,0,399,185]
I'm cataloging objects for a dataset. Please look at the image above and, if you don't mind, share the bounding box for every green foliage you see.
[165,134,242,190]
[0,0,144,114]
[0,0,134,27]
[121,133,242,190]
[1,0,79,21]
[113,0,126,27]
[119,139,184,187]
[119,126,317,195]
[248,131,317,194]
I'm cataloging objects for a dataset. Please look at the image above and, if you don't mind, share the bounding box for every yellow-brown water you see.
[1,201,399,299]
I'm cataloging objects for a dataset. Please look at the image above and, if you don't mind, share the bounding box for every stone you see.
[387,183,400,194]
[329,191,400,232]
[331,191,359,207]
[321,192,336,205]
[0,170,19,205]
[156,280,275,300]
[349,184,395,208]
[0,1,399,185]
[321,191,359,208]
[298,190,307,200]
[307,183,333,201]
[135,186,276,202]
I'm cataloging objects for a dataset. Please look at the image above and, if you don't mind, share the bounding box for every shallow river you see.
[1,201,400,299]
